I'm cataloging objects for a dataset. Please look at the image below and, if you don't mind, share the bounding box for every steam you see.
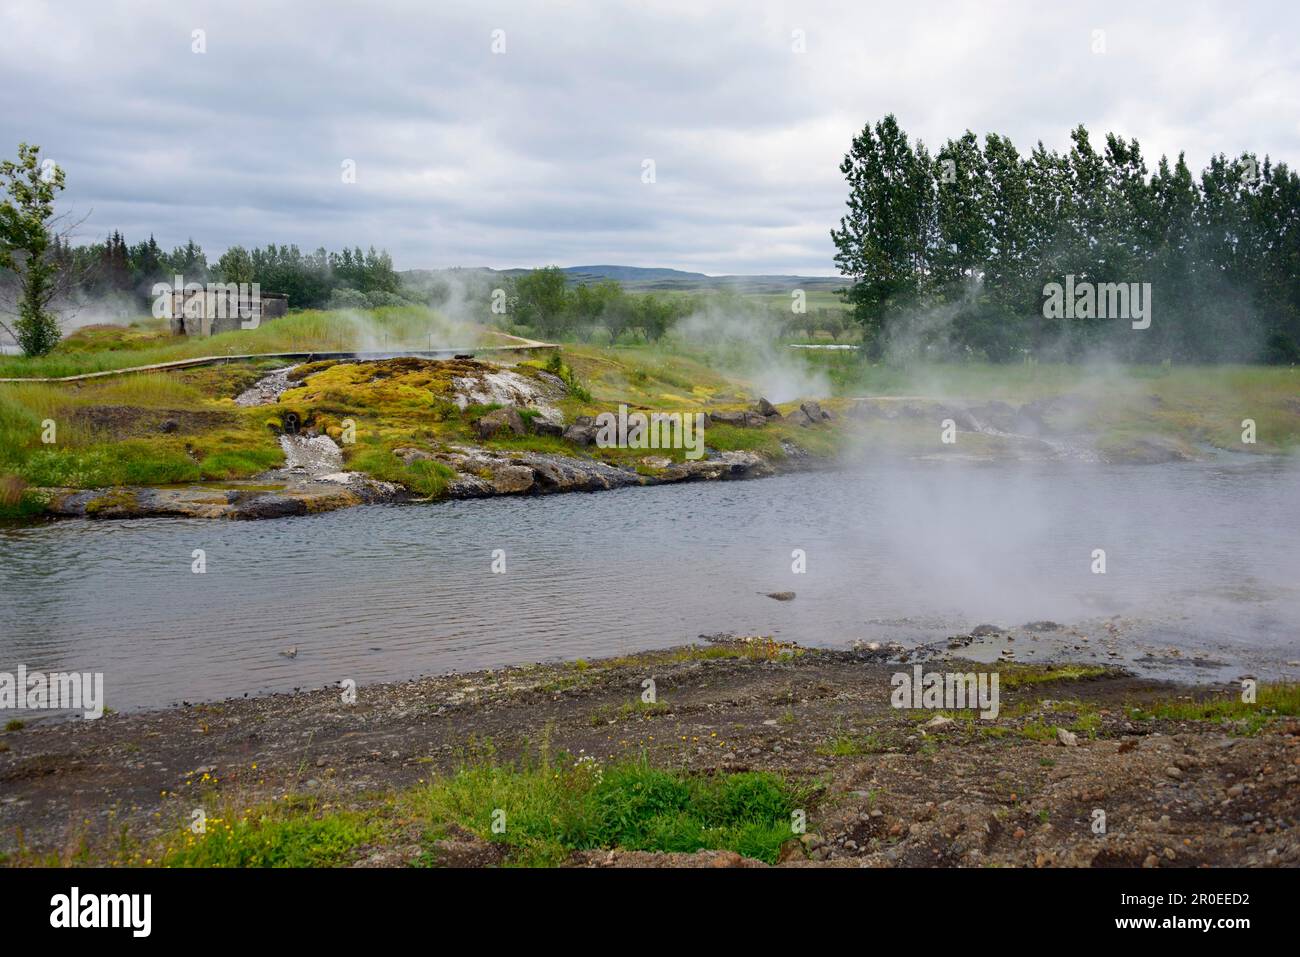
[668,298,829,403]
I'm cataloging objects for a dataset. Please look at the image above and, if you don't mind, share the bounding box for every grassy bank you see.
[3,309,1299,519]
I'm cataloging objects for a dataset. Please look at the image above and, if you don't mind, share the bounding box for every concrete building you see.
[168,285,288,336]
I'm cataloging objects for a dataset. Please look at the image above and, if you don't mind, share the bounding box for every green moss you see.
[84,487,141,516]
[997,663,1111,690]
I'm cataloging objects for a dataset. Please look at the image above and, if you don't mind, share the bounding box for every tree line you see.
[832,116,1300,363]
[48,233,406,311]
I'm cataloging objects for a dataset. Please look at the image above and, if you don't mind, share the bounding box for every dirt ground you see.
[1,641,1297,867]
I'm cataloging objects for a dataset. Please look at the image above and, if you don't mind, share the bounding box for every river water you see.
[1,458,1297,713]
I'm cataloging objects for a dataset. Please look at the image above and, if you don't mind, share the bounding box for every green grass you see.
[346,447,454,497]
[198,447,285,480]
[997,664,1111,690]
[1129,681,1300,735]
[0,307,488,379]
[5,311,1297,514]
[418,750,803,866]
[0,364,285,495]
[163,803,378,867]
[815,734,868,757]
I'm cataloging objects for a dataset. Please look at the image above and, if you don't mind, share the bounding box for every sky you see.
[2,0,1297,276]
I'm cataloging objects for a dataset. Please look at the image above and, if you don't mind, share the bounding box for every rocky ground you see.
[2,640,1296,867]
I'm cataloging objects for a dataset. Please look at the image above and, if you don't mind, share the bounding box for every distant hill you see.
[561,265,710,283]
[401,265,846,294]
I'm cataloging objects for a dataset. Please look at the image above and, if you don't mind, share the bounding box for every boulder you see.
[475,406,526,441]
[392,446,435,465]
[708,410,768,428]
[755,397,781,418]
[563,420,598,446]
[528,415,565,438]
[488,464,537,494]
[786,407,817,427]
[800,400,832,422]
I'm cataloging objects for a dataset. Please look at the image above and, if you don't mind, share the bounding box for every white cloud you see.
[1,0,1296,274]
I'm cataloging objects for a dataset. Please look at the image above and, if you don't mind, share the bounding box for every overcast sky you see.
[2,1,1296,276]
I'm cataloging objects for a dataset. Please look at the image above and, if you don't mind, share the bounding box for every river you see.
[1,457,1297,713]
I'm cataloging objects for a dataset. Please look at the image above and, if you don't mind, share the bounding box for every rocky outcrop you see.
[1098,434,1196,464]
[659,451,773,483]
[474,405,527,440]
[711,409,769,428]
[418,444,778,499]
[45,476,408,521]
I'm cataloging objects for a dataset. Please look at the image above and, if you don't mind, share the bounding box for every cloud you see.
[1,0,1296,274]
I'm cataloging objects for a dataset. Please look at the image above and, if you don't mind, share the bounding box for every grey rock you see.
[475,406,527,440]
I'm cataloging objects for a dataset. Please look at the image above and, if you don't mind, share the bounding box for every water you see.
[1,458,1297,713]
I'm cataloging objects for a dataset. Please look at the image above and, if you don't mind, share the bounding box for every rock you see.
[1100,434,1194,465]
[786,408,817,427]
[392,446,435,465]
[528,415,565,438]
[563,416,598,446]
[522,453,640,493]
[970,624,1004,637]
[708,410,768,428]
[1165,765,1184,779]
[227,493,312,519]
[800,400,833,422]
[755,397,781,418]
[475,406,526,440]
[1056,728,1078,747]
[765,591,796,602]
[661,451,772,483]
[924,715,954,731]
[1023,621,1062,631]
[488,464,536,495]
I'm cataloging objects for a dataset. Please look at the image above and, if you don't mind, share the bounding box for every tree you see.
[831,115,935,356]
[0,143,66,356]
[216,245,254,285]
[511,266,569,337]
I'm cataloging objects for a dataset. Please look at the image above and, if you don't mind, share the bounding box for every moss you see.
[84,487,143,516]
[997,663,1112,690]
